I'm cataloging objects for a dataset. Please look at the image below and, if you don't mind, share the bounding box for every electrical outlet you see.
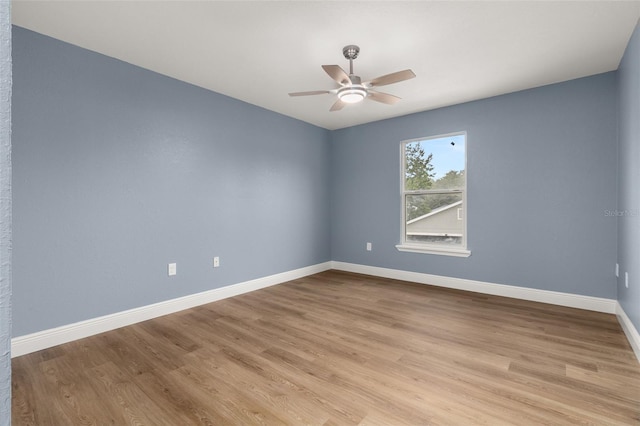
[213,256,220,268]
[366,242,372,251]
[168,263,177,276]
[625,272,629,289]
[616,263,619,278]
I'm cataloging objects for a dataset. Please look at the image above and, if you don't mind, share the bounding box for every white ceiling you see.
[12,1,640,130]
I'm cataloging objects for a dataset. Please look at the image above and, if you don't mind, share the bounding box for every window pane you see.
[404,135,465,191]
[405,193,463,245]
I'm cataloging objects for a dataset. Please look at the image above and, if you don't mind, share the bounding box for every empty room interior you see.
[2,1,640,425]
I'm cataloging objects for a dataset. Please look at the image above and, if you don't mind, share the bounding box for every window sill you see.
[395,244,471,258]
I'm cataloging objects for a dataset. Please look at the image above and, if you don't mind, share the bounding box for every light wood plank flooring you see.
[12,270,640,425]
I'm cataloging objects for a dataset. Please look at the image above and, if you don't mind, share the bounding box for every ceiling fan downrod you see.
[342,45,359,75]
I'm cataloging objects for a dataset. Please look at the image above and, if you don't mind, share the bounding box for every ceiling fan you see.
[289,45,416,112]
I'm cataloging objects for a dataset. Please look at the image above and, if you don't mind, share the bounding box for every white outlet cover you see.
[168,263,177,276]
[213,257,220,268]
[625,272,629,288]
[615,263,619,278]
[366,242,372,251]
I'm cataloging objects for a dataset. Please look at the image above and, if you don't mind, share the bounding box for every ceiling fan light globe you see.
[340,93,365,104]
[338,87,367,104]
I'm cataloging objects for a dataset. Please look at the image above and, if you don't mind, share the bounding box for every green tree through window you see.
[404,143,435,191]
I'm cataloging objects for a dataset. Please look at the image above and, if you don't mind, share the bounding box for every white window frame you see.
[396,131,471,257]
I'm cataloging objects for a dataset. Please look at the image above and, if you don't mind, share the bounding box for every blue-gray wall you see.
[11,27,331,337]
[0,3,12,424]
[331,73,618,299]
[618,19,640,332]
[11,23,633,343]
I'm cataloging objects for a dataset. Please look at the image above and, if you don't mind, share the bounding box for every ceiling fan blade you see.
[368,91,401,105]
[288,90,330,97]
[366,69,416,88]
[330,99,346,112]
[322,65,351,86]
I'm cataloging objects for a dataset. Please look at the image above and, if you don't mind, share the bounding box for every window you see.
[396,132,470,257]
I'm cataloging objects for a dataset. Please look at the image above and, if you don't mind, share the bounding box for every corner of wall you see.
[0,2,13,424]
[616,15,640,340]
[617,302,640,363]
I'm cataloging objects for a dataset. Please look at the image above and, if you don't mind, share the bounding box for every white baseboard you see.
[616,303,640,363]
[331,261,618,314]
[11,261,332,358]
[14,260,637,363]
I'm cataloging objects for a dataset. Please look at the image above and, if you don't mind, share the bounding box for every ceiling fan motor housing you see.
[342,45,360,60]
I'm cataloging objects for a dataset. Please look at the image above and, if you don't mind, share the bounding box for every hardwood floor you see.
[11,270,640,425]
